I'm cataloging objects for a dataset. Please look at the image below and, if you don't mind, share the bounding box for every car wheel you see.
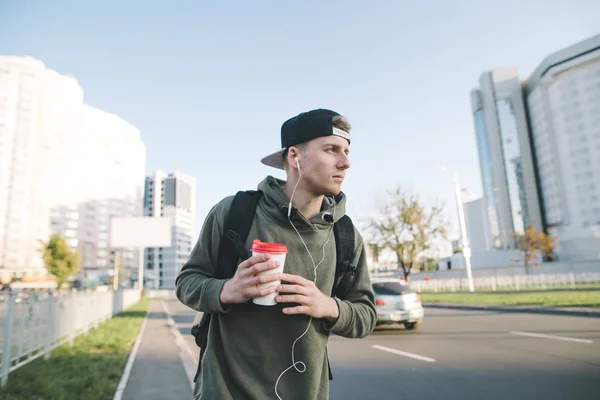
[403,321,420,330]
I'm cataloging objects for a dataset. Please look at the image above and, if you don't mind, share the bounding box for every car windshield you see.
[373,282,413,296]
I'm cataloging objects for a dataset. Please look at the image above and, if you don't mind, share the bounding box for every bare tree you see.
[367,185,449,280]
[512,224,557,272]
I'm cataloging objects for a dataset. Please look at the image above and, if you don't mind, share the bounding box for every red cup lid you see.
[251,239,288,254]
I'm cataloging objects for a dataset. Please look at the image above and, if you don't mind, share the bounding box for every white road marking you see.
[371,345,436,362]
[510,331,593,344]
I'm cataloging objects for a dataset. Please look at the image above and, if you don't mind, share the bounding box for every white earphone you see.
[277,181,336,400]
[287,156,301,219]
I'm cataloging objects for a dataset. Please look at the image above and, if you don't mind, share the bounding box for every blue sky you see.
[2,0,599,246]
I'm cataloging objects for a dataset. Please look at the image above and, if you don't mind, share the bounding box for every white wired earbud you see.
[288,156,302,218]
[276,164,337,399]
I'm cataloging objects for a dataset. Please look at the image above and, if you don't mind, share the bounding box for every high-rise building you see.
[0,56,83,275]
[0,56,146,279]
[143,171,196,289]
[51,105,146,286]
[470,68,544,250]
[73,105,146,281]
[523,34,600,260]
[471,34,600,261]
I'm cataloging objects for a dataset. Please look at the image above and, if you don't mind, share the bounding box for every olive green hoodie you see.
[176,176,376,400]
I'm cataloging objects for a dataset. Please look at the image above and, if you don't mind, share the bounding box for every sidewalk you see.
[424,302,600,318]
[117,300,194,400]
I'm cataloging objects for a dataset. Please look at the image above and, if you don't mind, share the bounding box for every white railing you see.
[371,259,600,279]
[410,272,600,293]
[144,289,176,299]
[0,288,141,387]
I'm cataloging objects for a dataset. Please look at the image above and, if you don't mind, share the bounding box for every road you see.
[165,300,600,400]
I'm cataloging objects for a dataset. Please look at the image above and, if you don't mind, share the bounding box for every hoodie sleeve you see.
[175,197,234,314]
[323,229,377,338]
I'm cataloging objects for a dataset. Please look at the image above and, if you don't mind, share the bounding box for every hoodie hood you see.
[257,175,347,230]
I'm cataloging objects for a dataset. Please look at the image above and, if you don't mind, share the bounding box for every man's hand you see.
[220,254,282,304]
[275,273,340,321]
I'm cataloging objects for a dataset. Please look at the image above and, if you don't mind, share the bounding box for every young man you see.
[175,108,376,400]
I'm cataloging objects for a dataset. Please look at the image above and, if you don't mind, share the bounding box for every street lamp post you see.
[113,251,120,291]
[452,172,475,292]
[442,167,475,292]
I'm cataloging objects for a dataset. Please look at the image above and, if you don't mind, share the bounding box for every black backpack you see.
[190,190,358,382]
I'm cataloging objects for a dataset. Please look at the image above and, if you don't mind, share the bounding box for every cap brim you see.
[260,148,286,170]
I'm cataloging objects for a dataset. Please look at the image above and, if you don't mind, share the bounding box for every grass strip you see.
[0,298,151,400]
[420,290,600,308]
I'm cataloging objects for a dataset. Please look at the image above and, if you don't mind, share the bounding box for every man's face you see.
[295,135,351,196]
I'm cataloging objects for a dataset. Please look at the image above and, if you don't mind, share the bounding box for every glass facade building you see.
[470,69,543,250]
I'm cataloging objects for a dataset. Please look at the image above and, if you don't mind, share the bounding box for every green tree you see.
[367,185,449,280]
[41,234,80,288]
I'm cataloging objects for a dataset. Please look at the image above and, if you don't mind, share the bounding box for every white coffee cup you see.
[251,239,288,306]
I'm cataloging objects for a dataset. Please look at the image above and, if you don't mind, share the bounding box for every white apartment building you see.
[470,34,600,262]
[0,56,146,279]
[143,171,196,289]
[524,34,600,260]
[0,56,83,275]
[51,105,146,285]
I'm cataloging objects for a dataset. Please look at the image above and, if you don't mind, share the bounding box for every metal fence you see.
[0,288,141,387]
[410,272,600,293]
[144,289,176,299]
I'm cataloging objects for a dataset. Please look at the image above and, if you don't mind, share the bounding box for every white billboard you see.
[109,217,172,248]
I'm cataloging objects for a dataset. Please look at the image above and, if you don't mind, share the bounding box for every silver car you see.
[372,278,424,330]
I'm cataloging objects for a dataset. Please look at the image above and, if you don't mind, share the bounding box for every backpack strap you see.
[327,214,356,381]
[331,214,357,298]
[216,190,263,279]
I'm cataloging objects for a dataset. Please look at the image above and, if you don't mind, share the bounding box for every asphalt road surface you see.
[165,300,600,400]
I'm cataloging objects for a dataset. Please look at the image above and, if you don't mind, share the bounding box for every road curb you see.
[160,300,197,390]
[423,303,600,318]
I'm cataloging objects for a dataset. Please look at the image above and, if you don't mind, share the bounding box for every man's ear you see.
[287,147,299,167]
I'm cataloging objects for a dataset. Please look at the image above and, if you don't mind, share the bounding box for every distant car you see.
[372,278,424,330]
